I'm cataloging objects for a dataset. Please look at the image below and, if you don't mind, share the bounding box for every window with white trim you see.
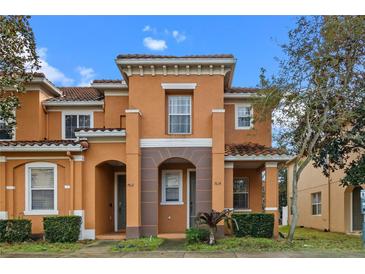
[26,163,57,214]
[233,177,249,209]
[311,192,321,215]
[235,104,252,129]
[161,170,183,204]
[0,117,14,140]
[63,112,92,139]
[168,95,192,134]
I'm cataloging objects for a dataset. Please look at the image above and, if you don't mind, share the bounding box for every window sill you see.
[235,127,253,130]
[160,202,184,206]
[233,209,252,212]
[23,210,59,216]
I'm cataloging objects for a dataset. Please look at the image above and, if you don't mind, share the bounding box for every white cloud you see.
[76,66,96,86]
[37,47,74,86]
[172,30,186,43]
[142,25,157,34]
[143,37,167,51]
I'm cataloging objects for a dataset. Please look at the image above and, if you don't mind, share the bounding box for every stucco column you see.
[212,109,225,237]
[265,162,279,238]
[126,109,142,238]
[0,156,7,219]
[224,162,234,209]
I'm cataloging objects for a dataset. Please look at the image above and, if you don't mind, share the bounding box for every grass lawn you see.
[186,226,365,253]
[111,237,164,252]
[0,240,88,254]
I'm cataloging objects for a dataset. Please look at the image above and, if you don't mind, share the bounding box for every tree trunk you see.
[288,162,299,242]
[209,228,216,245]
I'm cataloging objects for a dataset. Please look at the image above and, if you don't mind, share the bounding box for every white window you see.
[161,170,183,205]
[62,112,93,139]
[235,104,253,129]
[168,95,192,134]
[233,177,249,209]
[25,162,58,215]
[311,192,321,215]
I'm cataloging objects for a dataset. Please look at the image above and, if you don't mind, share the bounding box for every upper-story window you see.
[62,112,93,139]
[0,118,14,140]
[168,95,192,134]
[235,104,253,130]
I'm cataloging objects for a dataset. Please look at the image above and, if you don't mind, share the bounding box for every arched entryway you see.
[95,160,126,237]
[352,186,364,231]
[158,157,196,234]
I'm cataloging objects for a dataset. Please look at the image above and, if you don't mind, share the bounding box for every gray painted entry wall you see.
[140,147,212,236]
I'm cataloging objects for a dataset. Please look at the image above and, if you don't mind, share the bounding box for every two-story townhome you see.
[0,54,290,240]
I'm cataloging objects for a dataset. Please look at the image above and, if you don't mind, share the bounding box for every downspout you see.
[327,157,331,232]
[67,151,75,214]
[42,103,49,140]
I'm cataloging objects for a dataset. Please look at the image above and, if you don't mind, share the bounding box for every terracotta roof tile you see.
[225,143,286,156]
[0,140,88,149]
[225,87,260,93]
[46,87,103,102]
[117,54,234,59]
[74,128,125,132]
[92,79,125,84]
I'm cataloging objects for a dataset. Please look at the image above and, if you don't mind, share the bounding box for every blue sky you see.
[30,16,297,87]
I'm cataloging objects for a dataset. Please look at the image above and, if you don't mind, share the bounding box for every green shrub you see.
[0,219,31,243]
[186,227,210,244]
[43,216,81,243]
[232,213,274,238]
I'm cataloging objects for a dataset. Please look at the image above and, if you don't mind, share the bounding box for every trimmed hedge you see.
[43,216,81,243]
[0,219,31,243]
[232,213,274,238]
[186,227,210,244]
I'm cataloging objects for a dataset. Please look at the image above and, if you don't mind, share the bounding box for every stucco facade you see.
[0,54,290,239]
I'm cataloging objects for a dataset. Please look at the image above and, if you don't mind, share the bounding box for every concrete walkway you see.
[2,240,365,258]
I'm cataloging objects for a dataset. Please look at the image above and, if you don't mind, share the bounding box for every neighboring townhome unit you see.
[287,157,364,234]
[0,54,290,239]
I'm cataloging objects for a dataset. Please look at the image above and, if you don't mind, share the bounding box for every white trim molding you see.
[75,129,126,139]
[6,186,15,190]
[5,156,69,160]
[0,156,7,162]
[224,162,234,169]
[161,83,197,90]
[265,162,278,168]
[224,93,263,99]
[0,144,85,152]
[73,155,85,162]
[103,90,128,96]
[234,209,252,213]
[265,207,278,211]
[44,101,104,107]
[0,211,8,220]
[140,138,212,148]
[212,109,225,113]
[225,155,292,162]
[24,162,58,216]
[125,109,142,115]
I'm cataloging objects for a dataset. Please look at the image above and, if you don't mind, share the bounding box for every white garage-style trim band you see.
[140,138,212,148]
[161,83,197,90]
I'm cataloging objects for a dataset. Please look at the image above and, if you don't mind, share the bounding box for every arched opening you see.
[158,157,196,234]
[352,186,364,232]
[95,160,126,237]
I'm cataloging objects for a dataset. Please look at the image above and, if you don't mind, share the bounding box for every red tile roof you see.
[74,128,125,132]
[46,87,103,102]
[225,143,286,156]
[0,140,88,149]
[92,79,125,84]
[117,54,234,59]
[225,87,260,93]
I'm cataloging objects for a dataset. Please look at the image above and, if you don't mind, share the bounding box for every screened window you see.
[161,170,183,204]
[64,114,91,139]
[26,163,57,213]
[168,96,191,134]
[235,104,252,129]
[0,119,13,140]
[233,177,249,209]
[311,192,321,215]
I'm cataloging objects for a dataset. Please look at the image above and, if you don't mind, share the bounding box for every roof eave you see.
[224,155,292,161]
[43,101,104,107]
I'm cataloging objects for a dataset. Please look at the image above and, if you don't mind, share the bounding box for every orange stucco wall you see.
[128,75,224,138]
[224,103,272,146]
[158,163,194,233]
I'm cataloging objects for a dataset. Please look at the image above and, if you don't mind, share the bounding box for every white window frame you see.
[0,111,16,141]
[235,103,253,130]
[167,95,192,135]
[62,111,94,139]
[161,169,184,205]
[24,162,58,215]
[233,177,250,210]
[311,192,322,216]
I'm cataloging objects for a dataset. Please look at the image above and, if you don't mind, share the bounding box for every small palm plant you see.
[196,209,238,245]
